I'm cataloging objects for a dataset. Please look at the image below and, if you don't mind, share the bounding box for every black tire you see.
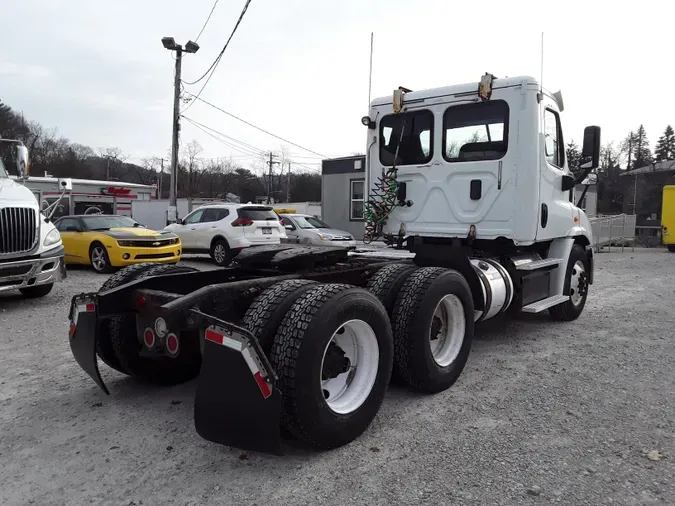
[242,279,318,354]
[210,239,232,267]
[97,263,159,374]
[90,242,114,274]
[549,244,590,321]
[366,263,418,315]
[391,267,474,393]
[270,283,393,449]
[668,245,675,253]
[19,283,53,298]
[366,263,418,385]
[110,264,202,385]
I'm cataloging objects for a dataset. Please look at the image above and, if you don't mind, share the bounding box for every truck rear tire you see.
[243,279,318,353]
[391,267,474,394]
[270,283,393,449]
[366,263,418,315]
[549,244,590,321]
[668,245,675,252]
[97,263,158,374]
[110,264,202,385]
[19,283,54,298]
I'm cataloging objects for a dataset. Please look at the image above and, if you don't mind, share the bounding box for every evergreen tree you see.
[654,125,675,161]
[566,140,581,175]
[632,124,652,169]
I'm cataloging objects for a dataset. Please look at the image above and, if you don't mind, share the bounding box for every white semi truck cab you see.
[0,139,66,298]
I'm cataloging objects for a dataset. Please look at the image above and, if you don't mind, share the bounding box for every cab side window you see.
[544,109,565,169]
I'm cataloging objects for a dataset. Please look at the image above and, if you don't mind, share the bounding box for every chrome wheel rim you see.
[91,247,107,271]
[430,294,466,367]
[320,319,379,415]
[213,244,226,264]
[569,260,586,306]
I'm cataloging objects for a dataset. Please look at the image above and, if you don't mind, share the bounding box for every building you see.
[620,160,675,243]
[321,155,366,239]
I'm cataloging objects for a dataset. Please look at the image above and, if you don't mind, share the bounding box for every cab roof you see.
[370,75,540,107]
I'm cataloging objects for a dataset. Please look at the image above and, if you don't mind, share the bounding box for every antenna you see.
[367,32,374,111]
[540,32,544,95]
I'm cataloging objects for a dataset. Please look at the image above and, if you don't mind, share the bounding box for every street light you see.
[162,36,199,224]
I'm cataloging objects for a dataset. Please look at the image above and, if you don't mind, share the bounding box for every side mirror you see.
[176,218,183,225]
[580,126,601,172]
[15,145,29,179]
[561,174,576,192]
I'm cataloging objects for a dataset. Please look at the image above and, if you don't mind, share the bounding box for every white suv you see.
[164,203,286,266]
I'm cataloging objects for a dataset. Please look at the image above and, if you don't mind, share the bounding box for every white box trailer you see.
[11,176,157,219]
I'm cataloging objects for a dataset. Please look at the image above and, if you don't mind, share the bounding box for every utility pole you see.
[161,36,199,224]
[168,48,182,223]
[286,161,291,203]
[105,157,111,181]
[267,152,278,204]
[159,158,164,198]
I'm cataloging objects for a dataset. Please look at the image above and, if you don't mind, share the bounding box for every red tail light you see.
[231,218,254,227]
[279,218,286,225]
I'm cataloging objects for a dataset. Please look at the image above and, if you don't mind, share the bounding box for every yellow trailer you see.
[662,185,675,252]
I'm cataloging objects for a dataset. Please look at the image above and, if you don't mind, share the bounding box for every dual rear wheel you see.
[240,265,475,449]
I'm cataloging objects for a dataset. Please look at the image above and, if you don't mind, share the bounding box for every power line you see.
[182,92,328,158]
[182,115,265,155]
[194,0,220,42]
[180,0,253,113]
[182,116,264,158]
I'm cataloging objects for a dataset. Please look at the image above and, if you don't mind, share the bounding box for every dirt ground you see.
[1,249,674,506]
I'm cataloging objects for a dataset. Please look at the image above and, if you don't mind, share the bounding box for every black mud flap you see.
[193,315,284,456]
[68,294,109,395]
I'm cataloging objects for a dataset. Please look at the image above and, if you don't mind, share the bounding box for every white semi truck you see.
[67,73,599,455]
[0,139,66,298]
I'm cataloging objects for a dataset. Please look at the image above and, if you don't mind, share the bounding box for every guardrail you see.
[589,214,636,252]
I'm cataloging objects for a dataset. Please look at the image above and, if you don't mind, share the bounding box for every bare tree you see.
[98,147,128,181]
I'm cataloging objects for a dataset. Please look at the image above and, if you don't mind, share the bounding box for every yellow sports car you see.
[54,214,182,273]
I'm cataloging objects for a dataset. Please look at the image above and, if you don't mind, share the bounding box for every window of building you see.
[544,108,564,168]
[379,110,434,166]
[350,179,365,220]
[443,100,509,162]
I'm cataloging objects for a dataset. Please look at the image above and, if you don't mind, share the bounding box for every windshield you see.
[83,215,141,230]
[292,216,331,229]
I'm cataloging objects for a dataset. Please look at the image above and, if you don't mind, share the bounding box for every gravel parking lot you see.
[1,250,674,506]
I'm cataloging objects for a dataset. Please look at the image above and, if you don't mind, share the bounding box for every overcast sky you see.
[2,0,671,172]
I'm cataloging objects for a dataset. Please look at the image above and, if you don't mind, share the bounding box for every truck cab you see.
[363,74,598,250]
[0,141,66,298]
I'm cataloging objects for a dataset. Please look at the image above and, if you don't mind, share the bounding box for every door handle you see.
[190,227,196,230]
[211,225,217,228]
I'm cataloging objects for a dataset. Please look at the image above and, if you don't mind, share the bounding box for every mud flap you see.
[68,295,109,395]
[194,318,284,456]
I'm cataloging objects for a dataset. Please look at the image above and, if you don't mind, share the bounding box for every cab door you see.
[535,99,577,241]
